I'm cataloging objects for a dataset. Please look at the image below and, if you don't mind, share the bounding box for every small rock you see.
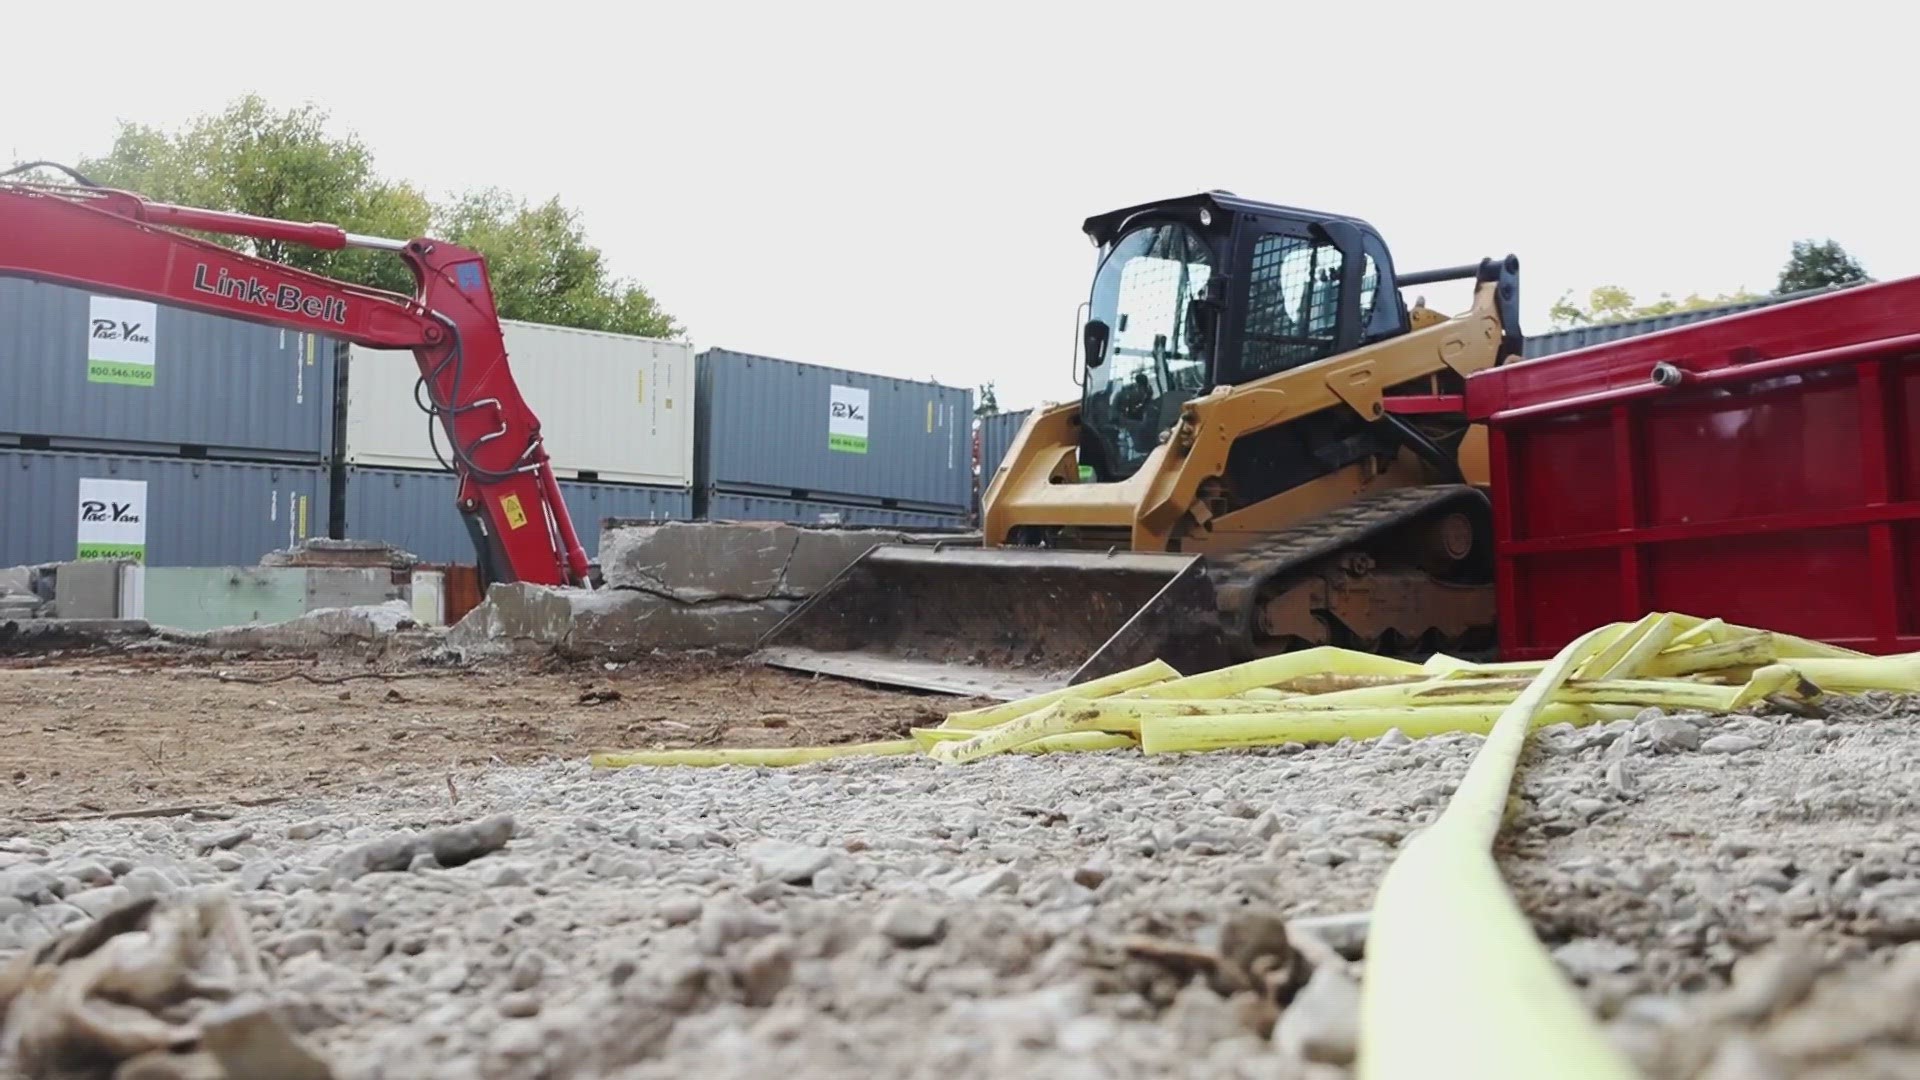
[1709,935,1822,1022]
[329,903,375,936]
[1697,1035,1790,1080]
[1638,715,1701,753]
[1301,848,1349,868]
[1,867,59,903]
[1272,963,1359,1065]
[63,861,115,888]
[42,903,88,927]
[275,930,329,959]
[498,992,541,1018]
[481,863,528,888]
[407,852,441,873]
[119,867,176,900]
[659,897,702,926]
[65,884,133,919]
[287,820,329,841]
[1702,734,1762,755]
[1376,728,1413,750]
[1248,812,1283,842]
[194,827,254,855]
[1553,938,1639,981]
[426,959,470,993]
[1073,865,1110,890]
[746,840,833,885]
[508,951,546,991]
[877,901,947,948]
[738,934,794,1006]
[489,1020,545,1060]
[1604,759,1636,798]
[697,903,780,956]
[951,868,1019,899]
[1569,798,1611,822]
[238,860,278,892]
[210,852,246,873]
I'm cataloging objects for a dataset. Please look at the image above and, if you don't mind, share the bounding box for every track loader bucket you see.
[753,544,1227,700]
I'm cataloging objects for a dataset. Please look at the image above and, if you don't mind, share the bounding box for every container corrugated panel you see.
[343,321,695,486]
[977,409,1032,508]
[0,278,335,461]
[339,466,692,564]
[0,449,324,566]
[1522,287,1844,359]
[703,492,970,531]
[696,348,972,512]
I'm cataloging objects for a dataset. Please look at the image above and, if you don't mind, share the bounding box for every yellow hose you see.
[1356,623,1640,1080]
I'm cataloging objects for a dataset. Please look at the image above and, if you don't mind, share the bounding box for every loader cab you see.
[1076,192,1411,482]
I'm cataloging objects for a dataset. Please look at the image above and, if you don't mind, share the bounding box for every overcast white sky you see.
[9,1,1913,412]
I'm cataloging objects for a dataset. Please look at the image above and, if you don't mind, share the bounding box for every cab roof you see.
[1081,190,1380,247]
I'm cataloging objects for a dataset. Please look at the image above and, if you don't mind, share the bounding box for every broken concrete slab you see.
[0,619,154,654]
[447,584,792,659]
[173,601,421,652]
[0,565,34,597]
[55,560,125,620]
[262,538,418,570]
[598,520,908,602]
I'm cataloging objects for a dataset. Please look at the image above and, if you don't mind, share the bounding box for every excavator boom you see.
[0,172,589,587]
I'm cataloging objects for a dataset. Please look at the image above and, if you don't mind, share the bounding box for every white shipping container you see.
[342,320,695,488]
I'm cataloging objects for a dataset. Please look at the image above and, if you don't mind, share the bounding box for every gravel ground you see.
[2,663,1918,1079]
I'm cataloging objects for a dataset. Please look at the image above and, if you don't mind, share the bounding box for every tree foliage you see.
[63,95,677,337]
[1547,284,1762,331]
[1777,239,1869,295]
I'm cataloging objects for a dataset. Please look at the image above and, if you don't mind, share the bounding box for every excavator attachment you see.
[754,545,1227,700]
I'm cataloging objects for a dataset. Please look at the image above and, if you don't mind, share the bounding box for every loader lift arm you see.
[0,172,591,587]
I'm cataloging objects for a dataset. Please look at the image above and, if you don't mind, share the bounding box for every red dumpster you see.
[1464,276,1920,659]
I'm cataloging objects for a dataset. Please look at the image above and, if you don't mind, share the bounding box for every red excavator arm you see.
[0,172,592,588]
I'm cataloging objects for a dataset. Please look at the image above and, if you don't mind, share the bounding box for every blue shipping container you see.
[696,348,972,512]
[340,466,692,564]
[0,278,337,461]
[0,449,324,566]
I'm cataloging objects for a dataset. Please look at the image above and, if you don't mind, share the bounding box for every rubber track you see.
[1200,484,1494,656]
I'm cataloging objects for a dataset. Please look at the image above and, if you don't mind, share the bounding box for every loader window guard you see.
[1080,222,1215,481]
[1241,233,1344,378]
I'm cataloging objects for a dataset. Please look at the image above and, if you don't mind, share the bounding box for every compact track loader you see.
[758,191,1522,698]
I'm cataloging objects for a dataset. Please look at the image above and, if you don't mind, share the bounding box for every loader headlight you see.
[1199,209,1212,226]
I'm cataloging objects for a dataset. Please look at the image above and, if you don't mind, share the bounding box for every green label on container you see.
[87,296,157,388]
[829,384,870,455]
[77,542,145,562]
[87,360,156,386]
[1078,464,1094,481]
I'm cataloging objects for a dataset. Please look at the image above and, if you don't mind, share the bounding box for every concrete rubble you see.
[449,521,957,658]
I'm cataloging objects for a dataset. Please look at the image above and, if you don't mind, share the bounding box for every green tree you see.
[1776,239,1869,295]
[63,95,678,337]
[975,382,1000,416]
[76,96,431,296]
[436,189,680,339]
[1548,284,1761,330]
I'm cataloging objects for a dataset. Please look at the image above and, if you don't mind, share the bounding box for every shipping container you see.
[0,449,324,567]
[342,320,695,487]
[702,492,970,531]
[1466,274,1920,659]
[338,466,692,564]
[696,348,972,513]
[977,409,1033,511]
[0,278,336,461]
[1521,286,1845,360]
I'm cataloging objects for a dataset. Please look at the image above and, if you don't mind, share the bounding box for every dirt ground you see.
[0,654,948,822]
